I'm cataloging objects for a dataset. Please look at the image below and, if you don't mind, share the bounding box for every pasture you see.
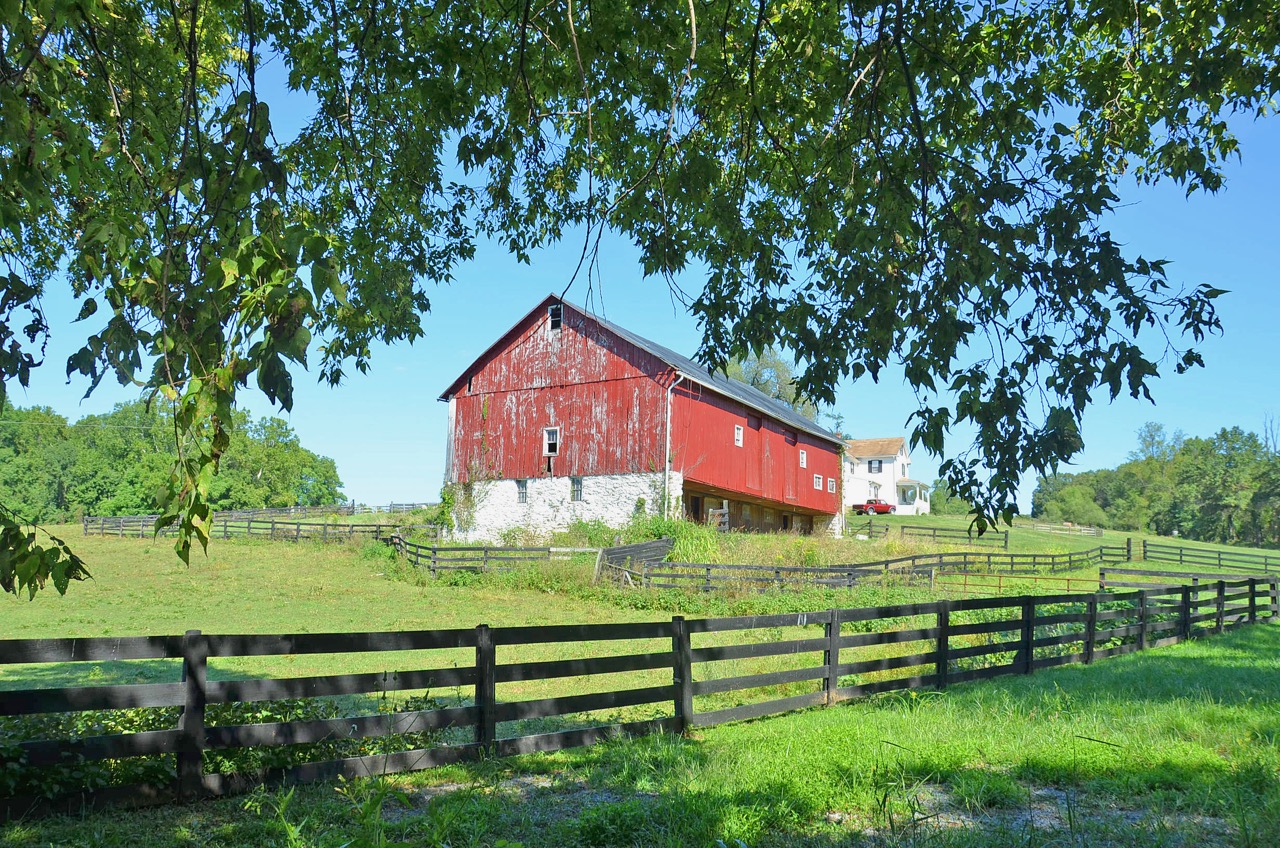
[1,522,1277,846]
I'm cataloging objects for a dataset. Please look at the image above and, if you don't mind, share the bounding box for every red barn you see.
[439,296,844,538]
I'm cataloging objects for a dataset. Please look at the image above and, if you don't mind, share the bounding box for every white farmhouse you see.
[842,437,930,516]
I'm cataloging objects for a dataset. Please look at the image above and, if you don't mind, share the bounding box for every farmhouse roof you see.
[845,437,906,458]
[439,295,842,446]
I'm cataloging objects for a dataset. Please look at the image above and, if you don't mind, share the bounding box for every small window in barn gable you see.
[548,303,563,330]
[734,425,744,447]
[543,427,560,456]
[517,479,528,503]
[813,474,823,490]
[571,476,584,501]
[799,449,807,468]
[827,477,836,493]
[467,376,472,393]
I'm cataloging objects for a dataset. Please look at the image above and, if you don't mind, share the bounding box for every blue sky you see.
[13,102,1280,511]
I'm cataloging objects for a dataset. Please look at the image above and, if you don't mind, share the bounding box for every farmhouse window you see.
[543,427,560,456]
[548,303,563,330]
[570,476,584,501]
[868,459,883,474]
[734,425,744,447]
[799,449,807,468]
[827,477,836,493]
[516,479,528,503]
[813,474,823,490]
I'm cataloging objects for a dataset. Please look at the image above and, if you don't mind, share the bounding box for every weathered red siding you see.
[445,298,841,517]
[671,383,841,514]
[447,307,671,481]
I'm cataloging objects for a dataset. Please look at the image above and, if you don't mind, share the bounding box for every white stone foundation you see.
[451,472,681,543]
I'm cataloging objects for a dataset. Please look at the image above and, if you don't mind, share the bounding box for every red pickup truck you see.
[855,499,896,515]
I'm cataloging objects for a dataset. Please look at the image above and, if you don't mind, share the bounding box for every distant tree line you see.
[1032,422,1280,548]
[1,401,344,523]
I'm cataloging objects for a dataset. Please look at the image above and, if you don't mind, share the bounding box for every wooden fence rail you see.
[84,515,441,543]
[387,537,594,573]
[843,520,891,539]
[1029,523,1104,537]
[605,545,1131,592]
[5,576,1273,818]
[1142,540,1280,573]
[84,503,437,528]
[900,524,1010,549]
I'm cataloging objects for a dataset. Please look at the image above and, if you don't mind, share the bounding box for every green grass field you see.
[1,522,1276,847]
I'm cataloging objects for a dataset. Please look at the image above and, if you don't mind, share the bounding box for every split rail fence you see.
[2,576,1274,819]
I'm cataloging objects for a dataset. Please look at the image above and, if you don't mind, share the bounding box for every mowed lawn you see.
[0,530,678,711]
[1,527,644,638]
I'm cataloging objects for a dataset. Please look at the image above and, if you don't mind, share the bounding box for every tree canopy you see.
[723,347,819,422]
[0,400,344,521]
[1032,422,1280,547]
[4,0,1275,596]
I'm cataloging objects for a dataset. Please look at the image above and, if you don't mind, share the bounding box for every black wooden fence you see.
[843,520,891,539]
[6,576,1272,818]
[900,524,1010,549]
[84,514,441,543]
[604,545,1131,592]
[1143,540,1279,573]
[388,537,596,573]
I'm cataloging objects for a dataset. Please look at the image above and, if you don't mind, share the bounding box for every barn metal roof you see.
[439,295,843,447]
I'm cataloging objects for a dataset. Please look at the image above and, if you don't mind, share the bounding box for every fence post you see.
[1019,597,1035,674]
[475,624,496,751]
[1180,586,1192,641]
[1084,596,1098,663]
[177,629,208,801]
[1215,581,1225,634]
[246,518,253,538]
[935,600,950,690]
[1137,590,1148,651]
[824,610,841,705]
[1098,569,1107,591]
[1248,578,1257,624]
[1142,539,1148,561]
[1125,537,1133,562]
[1004,531,1010,551]
[671,616,693,732]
